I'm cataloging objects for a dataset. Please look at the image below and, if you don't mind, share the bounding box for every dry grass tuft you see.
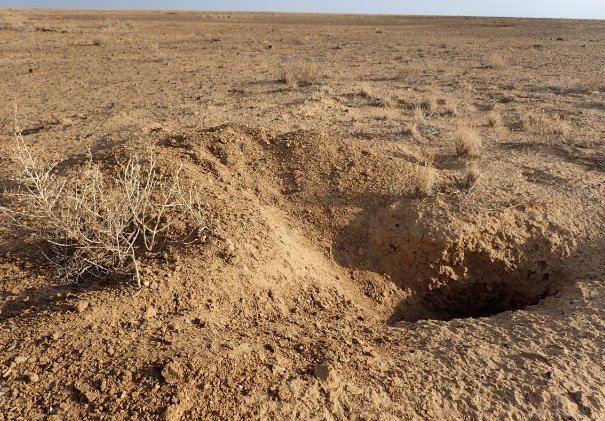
[462,163,481,188]
[444,100,458,117]
[488,53,506,69]
[487,111,502,127]
[413,106,425,124]
[412,161,437,197]
[421,96,437,112]
[279,63,321,87]
[398,63,424,82]
[454,125,482,158]
[524,111,570,138]
[1,130,210,287]
[404,123,421,140]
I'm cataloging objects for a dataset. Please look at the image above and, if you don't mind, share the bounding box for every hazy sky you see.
[2,0,605,20]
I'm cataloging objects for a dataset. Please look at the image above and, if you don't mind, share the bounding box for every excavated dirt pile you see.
[368,199,576,320]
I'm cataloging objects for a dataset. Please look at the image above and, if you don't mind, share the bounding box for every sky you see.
[1,0,605,20]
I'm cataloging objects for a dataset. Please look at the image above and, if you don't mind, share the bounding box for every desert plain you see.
[0,9,604,420]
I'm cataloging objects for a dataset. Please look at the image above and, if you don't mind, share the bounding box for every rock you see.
[573,391,584,403]
[13,355,28,364]
[162,360,184,385]
[58,117,74,126]
[313,363,336,382]
[75,301,89,313]
[28,373,39,384]
[527,391,543,406]
[51,332,62,341]
[145,306,158,319]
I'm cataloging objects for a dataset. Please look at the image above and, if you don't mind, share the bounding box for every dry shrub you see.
[279,63,320,87]
[357,85,374,98]
[413,106,425,124]
[454,125,482,158]
[404,123,421,140]
[421,96,437,112]
[462,163,481,188]
[412,162,437,197]
[487,111,502,127]
[488,53,506,69]
[524,111,570,138]
[398,63,423,82]
[1,132,210,286]
[443,100,458,117]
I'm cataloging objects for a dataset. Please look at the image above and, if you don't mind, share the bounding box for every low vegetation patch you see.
[1,130,210,286]
[454,125,482,158]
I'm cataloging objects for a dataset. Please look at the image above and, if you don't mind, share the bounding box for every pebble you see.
[75,301,89,313]
[161,360,184,385]
[573,391,584,403]
[28,373,39,384]
[145,306,158,319]
[13,355,28,364]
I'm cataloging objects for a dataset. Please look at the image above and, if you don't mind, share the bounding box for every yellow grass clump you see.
[454,125,482,157]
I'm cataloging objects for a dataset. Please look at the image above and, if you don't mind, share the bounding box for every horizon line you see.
[1,7,602,21]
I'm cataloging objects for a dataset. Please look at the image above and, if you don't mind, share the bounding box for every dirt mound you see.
[368,198,576,320]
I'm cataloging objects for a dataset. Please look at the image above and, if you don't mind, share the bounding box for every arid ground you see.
[1,9,604,420]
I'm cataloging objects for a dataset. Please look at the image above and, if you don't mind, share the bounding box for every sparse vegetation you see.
[462,162,481,188]
[412,161,437,197]
[413,106,425,123]
[1,129,210,287]
[488,111,502,127]
[421,96,437,112]
[488,53,506,69]
[454,125,482,157]
[524,111,570,138]
[279,63,321,87]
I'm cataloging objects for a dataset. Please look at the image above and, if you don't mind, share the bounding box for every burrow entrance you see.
[366,199,572,322]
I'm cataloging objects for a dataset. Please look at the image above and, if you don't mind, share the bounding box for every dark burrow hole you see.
[417,271,560,321]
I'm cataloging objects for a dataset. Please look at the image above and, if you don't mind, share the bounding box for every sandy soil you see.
[1,9,604,420]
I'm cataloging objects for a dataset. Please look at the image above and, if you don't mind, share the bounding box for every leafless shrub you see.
[454,125,482,158]
[1,131,210,287]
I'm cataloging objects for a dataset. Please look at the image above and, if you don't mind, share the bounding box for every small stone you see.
[357,248,365,256]
[426,409,436,418]
[573,391,584,403]
[13,355,27,364]
[51,332,62,341]
[28,373,39,384]
[527,391,543,405]
[107,347,115,356]
[145,306,158,319]
[75,301,89,313]
[58,117,74,126]
[161,360,184,385]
